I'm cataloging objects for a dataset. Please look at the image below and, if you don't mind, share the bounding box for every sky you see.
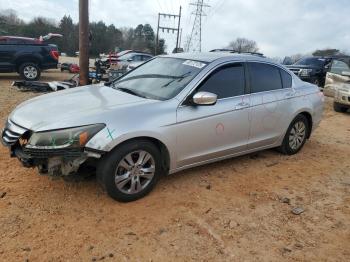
[1,0,349,57]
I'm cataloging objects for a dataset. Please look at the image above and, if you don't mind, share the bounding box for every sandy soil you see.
[0,70,349,261]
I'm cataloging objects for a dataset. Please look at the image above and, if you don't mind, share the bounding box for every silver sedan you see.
[1,52,324,202]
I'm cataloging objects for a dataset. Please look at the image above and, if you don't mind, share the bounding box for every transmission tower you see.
[185,0,210,52]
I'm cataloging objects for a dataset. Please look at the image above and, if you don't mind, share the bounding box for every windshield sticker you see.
[183,60,206,69]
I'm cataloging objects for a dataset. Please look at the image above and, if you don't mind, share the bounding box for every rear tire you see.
[19,62,41,81]
[278,114,309,155]
[333,102,348,113]
[97,140,162,202]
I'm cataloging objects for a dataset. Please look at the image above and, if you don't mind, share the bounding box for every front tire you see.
[279,114,309,155]
[19,62,41,81]
[97,140,162,202]
[333,102,348,113]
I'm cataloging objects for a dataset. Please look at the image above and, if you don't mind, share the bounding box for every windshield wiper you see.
[161,71,192,88]
[115,87,147,98]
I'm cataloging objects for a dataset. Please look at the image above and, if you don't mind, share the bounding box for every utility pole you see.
[155,7,182,54]
[179,28,183,49]
[79,0,89,86]
[186,0,210,52]
[155,13,160,55]
[175,6,182,52]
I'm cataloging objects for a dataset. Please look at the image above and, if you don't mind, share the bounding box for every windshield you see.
[117,50,131,57]
[118,53,135,60]
[112,57,207,100]
[294,57,326,67]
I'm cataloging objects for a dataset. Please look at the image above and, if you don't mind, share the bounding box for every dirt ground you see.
[0,69,349,262]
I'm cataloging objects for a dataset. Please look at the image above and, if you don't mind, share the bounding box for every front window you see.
[294,57,326,67]
[330,60,350,75]
[112,57,207,100]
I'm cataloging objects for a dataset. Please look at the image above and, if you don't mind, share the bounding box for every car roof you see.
[161,52,270,63]
[0,36,41,44]
[0,36,37,41]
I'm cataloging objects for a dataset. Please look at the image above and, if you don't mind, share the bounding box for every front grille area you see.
[23,147,83,158]
[1,120,28,146]
[289,68,301,75]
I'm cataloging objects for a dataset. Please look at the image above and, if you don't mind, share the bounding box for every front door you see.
[176,63,251,168]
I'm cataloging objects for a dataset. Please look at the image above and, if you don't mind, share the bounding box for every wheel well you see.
[299,112,313,138]
[15,57,41,71]
[113,137,170,174]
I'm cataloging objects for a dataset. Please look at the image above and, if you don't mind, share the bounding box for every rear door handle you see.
[285,91,296,98]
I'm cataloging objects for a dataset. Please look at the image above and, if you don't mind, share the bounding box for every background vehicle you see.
[324,59,350,112]
[100,51,153,69]
[126,61,145,72]
[1,53,324,202]
[60,63,80,73]
[0,36,59,80]
[287,56,350,87]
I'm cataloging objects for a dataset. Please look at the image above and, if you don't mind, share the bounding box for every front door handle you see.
[235,102,250,110]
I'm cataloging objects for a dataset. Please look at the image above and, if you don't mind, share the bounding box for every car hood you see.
[9,84,155,131]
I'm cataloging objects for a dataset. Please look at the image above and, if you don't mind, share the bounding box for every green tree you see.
[58,15,76,56]
[312,49,340,56]
[0,11,163,56]
[226,37,259,53]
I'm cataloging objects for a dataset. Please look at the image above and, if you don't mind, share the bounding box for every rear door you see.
[176,63,251,168]
[247,62,293,149]
[324,59,350,97]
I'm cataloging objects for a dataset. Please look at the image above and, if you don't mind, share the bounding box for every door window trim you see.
[180,61,248,107]
[246,60,294,95]
[246,61,293,94]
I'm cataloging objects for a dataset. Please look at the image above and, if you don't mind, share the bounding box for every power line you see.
[156,0,164,13]
[185,0,210,52]
[155,6,182,55]
[204,0,224,24]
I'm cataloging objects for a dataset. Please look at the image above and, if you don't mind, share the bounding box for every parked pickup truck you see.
[0,36,59,80]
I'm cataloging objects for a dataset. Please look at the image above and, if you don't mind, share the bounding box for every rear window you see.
[280,69,292,89]
[248,63,283,93]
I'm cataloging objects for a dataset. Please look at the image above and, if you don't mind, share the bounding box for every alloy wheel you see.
[114,150,155,194]
[23,66,38,79]
[289,121,306,150]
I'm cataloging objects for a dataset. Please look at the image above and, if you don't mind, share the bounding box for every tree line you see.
[0,9,165,57]
[225,38,348,64]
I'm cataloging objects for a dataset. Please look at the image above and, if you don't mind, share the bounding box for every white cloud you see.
[1,0,349,57]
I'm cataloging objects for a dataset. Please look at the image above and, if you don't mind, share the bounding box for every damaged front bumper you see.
[1,120,104,177]
[10,144,102,176]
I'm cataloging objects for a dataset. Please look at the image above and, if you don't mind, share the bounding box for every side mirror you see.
[127,58,133,62]
[341,71,350,77]
[192,91,217,106]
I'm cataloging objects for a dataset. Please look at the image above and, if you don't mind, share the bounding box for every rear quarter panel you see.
[290,82,323,134]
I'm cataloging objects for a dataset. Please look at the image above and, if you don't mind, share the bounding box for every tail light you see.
[50,50,59,60]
